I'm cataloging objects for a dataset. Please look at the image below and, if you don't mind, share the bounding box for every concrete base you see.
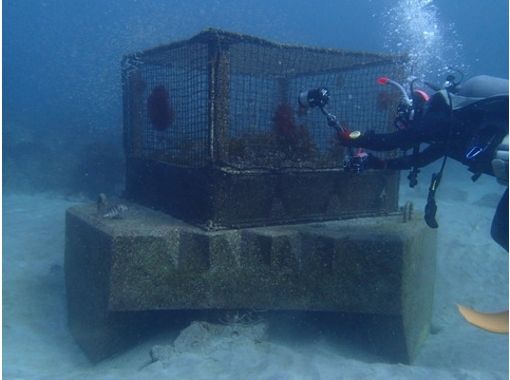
[65,202,437,363]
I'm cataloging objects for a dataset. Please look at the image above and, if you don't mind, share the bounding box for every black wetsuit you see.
[348,75,509,251]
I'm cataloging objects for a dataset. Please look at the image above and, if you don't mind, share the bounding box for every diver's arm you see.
[354,144,447,171]
[342,101,451,151]
[345,129,421,151]
[383,143,447,170]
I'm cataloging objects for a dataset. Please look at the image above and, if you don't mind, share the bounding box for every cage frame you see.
[122,29,408,229]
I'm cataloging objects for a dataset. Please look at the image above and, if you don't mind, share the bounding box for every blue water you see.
[4,0,507,141]
[3,0,509,377]
[4,0,508,195]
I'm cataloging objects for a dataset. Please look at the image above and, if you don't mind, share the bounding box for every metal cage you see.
[122,29,407,228]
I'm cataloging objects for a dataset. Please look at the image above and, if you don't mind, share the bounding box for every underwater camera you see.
[298,87,330,109]
[298,87,339,128]
[343,150,369,174]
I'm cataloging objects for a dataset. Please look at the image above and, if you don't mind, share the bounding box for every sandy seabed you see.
[3,168,509,379]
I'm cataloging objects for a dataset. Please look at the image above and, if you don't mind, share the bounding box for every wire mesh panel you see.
[123,29,406,170]
[226,38,406,170]
[123,41,210,166]
[122,29,407,228]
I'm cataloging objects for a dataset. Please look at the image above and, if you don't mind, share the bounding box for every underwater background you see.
[3,0,508,195]
[3,0,509,379]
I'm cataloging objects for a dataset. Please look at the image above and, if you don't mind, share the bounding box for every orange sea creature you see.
[272,103,316,159]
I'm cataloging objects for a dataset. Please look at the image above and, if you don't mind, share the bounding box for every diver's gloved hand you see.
[491,134,509,186]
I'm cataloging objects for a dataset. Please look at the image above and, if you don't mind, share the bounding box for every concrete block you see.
[65,202,436,363]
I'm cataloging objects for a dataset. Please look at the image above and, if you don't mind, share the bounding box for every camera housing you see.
[298,87,330,109]
[343,151,369,174]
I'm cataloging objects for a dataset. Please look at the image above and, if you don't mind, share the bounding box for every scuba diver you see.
[339,74,508,250]
[299,73,509,333]
[300,74,508,248]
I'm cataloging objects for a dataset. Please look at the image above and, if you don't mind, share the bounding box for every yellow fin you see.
[457,304,509,334]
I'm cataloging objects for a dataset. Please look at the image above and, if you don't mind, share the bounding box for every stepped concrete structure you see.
[65,201,436,363]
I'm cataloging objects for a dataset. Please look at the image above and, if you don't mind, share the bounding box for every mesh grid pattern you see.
[124,43,210,166]
[123,29,406,169]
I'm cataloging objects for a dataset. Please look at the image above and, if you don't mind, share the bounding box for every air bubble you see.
[380,0,466,81]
